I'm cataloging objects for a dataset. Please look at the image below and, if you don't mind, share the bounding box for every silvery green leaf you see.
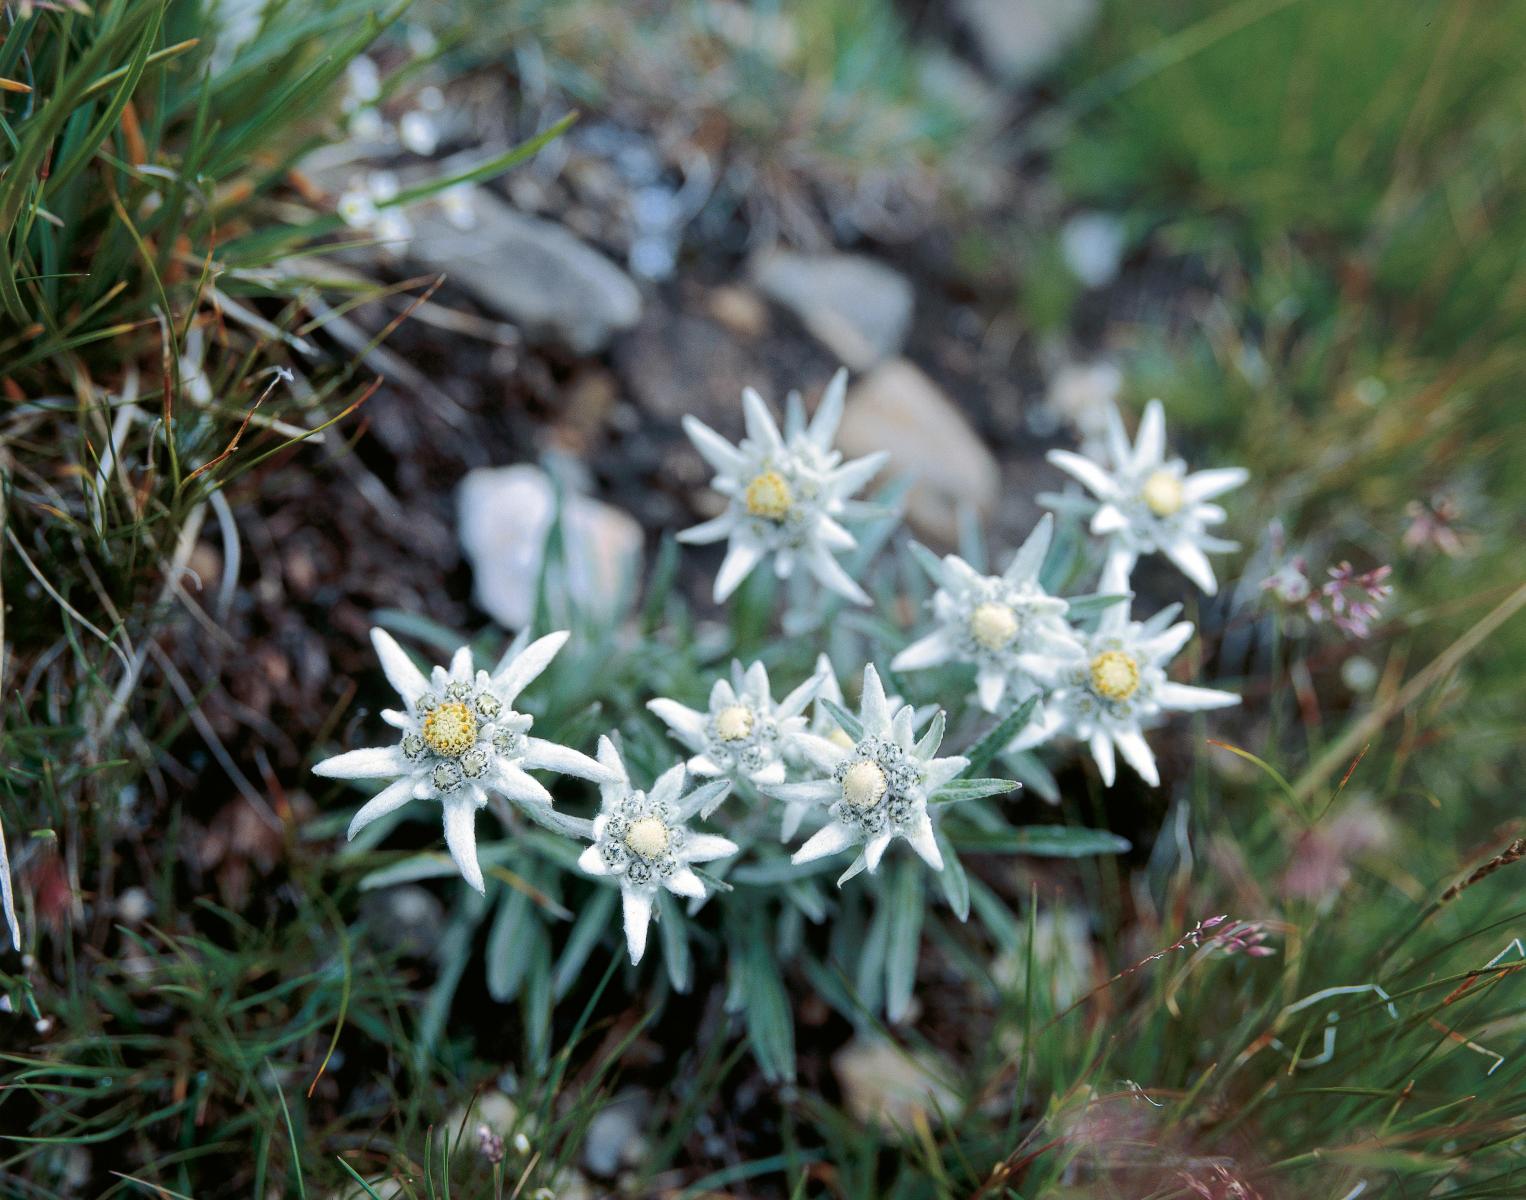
[486,885,533,1003]
[552,886,616,999]
[819,698,863,741]
[656,891,692,995]
[0,815,19,952]
[1002,748,1060,804]
[1063,591,1132,616]
[915,710,946,758]
[929,778,1019,804]
[733,911,795,1081]
[964,694,1041,776]
[951,826,1131,857]
[855,901,891,1016]
[933,825,969,923]
[885,859,924,1024]
[524,924,554,1068]
[906,539,947,587]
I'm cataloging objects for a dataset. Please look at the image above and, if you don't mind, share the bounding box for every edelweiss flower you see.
[772,665,968,883]
[678,369,890,605]
[1045,399,1247,594]
[576,738,738,964]
[1010,564,1239,786]
[314,629,611,893]
[647,660,829,788]
[891,514,1082,712]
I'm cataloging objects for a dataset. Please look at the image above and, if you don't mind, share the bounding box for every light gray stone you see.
[457,465,643,630]
[751,250,914,370]
[410,192,641,353]
[956,0,1100,83]
[837,360,999,545]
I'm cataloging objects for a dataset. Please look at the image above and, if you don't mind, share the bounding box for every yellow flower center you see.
[842,761,888,809]
[422,701,477,757]
[1141,470,1185,517]
[969,602,1019,650]
[828,727,856,751]
[1090,651,1140,702]
[625,817,670,859]
[744,471,793,522]
[715,705,754,741]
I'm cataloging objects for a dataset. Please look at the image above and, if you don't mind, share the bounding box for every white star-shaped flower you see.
[647,660,829,788]
[890,514,1083,713]
[314,629,612,893]
[575,737,739,964]
[1045,399,1248,593]
[678,368,890,605]
[1009,563,1240,787]
[771,665,968,884]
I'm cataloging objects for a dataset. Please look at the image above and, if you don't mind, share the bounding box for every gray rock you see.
[410,192,641,353]
[751,250,914,370]
[581,1091,647,1177]
[956,0,1100,83]
[832,1036,959,1135]
[457,465,643,630]
[837,360,999,546]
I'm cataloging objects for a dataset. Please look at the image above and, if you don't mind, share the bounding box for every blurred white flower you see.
[575,738,738,964]
[773,665,968,883]
[399,110,439,156]
[438,181,480,230]
[647,660,829,788]
[314,629,612,892]
[337,172,413,256]
[678,369,890,605]
[1010,563,1239,787]
[1060,212,1126,288]
[343,55,382,109]
[891,514,1080,712]
[1045,399,1247,594]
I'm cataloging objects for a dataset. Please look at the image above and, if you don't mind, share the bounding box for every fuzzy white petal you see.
[370,628,430,707]
[313,745,405,780]
[809,367,849,449]
[682,415,748,477]
[647,699,708,749]
[864,831,894,873]
[806,542,869,605]
[685,833,739,863]
[1089,732,1116,787]
[622,888,653,964]
[577,843,611,876]
[1133,400,1167,470]
[522,737,611,781]
[498,763,554,808]
[1157,682,1241,711]
[742,387,785,454]
[792,821,859,865]
[441,794,485,893]
[715,537,765,602]
[493,630,570,704]
[891,630,955,673]
[905,813,944,871]
[346,777,415,840]
[666,866,706,899]
[1047,449,1122,501]
[1003,513,1054,584]
[1182,466,1249,503]
[676,513,736,545]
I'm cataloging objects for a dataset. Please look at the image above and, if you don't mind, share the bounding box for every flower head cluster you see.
[772,665,970,882]
[1262,550,1393,640]
[314,629,613,893]
[1011,563,1239,786]
[1045,399,1247,594]
[647,660,826,787]
[576,738,737,963]
[892,514,1081,712]
[678,369,889,604]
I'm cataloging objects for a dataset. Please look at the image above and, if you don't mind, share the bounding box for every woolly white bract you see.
[1010,564,1240,786]
[1045,399,1247,594]
[891,514,1081,713]
[575,737,738,964]
[677,368,889,605]
[647,659,831,787]
[774,665,969,884]
[313,629,611,893]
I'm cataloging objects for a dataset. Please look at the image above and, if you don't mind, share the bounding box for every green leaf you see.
[1063,591,1131,616]
[963,694,1041,776]
[906,540,946,586]
[552,887,616,1000]
[486,886,533,1003]
[884,859,925,1024]
[950,826,1131,857]
[819,698,864,742]
[733,911,796,1081]
[929,778,1019,804]
[656,891,693,995]
[1001,748,1060,804]
[932,825,969,922]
